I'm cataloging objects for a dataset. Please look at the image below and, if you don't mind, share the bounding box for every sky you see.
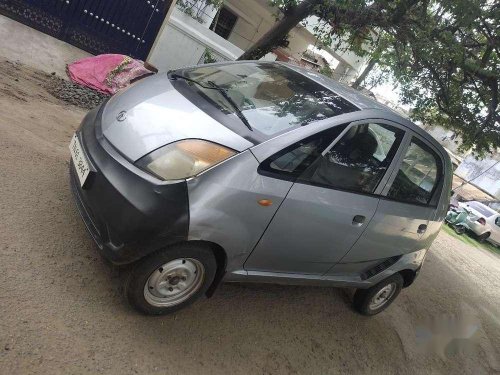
[372,82,401,104]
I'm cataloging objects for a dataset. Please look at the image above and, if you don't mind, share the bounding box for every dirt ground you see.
[0,59,499,375]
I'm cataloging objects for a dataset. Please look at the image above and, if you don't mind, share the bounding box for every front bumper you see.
[69,105,189,265]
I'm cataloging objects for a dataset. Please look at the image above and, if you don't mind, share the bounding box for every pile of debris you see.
[43,54,155,110]
[44,74,109,110]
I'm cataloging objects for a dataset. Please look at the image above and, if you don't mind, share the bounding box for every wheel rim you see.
[368,282,396,310]
[143,258,205,307]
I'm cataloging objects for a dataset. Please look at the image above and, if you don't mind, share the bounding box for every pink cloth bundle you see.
[67,54,152,94]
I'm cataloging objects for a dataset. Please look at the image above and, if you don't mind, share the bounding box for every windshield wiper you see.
[170,73,253,132]
[170,73,208,88]
[206,80,253,132]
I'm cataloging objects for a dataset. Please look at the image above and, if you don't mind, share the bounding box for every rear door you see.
[336,132,445,265]
[244,120,406,275]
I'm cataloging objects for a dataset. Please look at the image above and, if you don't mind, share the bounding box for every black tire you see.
[453,225,465,235]
[125,243,217,315]
[477,232,490,243]
[353,273,403,316]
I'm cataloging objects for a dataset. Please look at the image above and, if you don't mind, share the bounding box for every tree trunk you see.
[351,58,377,89]
[237,1,316,61]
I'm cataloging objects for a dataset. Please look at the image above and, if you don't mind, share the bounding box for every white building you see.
[147,0,368,82]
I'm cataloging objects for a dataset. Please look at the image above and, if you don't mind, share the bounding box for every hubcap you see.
[144,258,205,307]
[369,282,396,310]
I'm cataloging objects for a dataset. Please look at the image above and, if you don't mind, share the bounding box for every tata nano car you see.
[69,61,452,316]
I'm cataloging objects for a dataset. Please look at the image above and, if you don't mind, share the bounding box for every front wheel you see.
[125,243,217,315]
[353,273,403,316]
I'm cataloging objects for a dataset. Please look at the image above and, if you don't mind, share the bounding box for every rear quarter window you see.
[387,138,442,205]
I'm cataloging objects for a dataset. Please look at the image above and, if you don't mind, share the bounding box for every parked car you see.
[69,61,452,316]
[456,201,500,245]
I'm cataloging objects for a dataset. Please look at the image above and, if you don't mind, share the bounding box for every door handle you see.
[417,224,427,234]
[352,215,366,227]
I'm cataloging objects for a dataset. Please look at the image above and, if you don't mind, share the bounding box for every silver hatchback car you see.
[70,61,452,316]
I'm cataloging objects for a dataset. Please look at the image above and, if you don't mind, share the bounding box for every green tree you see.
[237,0,499,154]
[319,64,334,78]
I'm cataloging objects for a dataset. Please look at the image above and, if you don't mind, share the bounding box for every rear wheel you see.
[125,243,217,315]
[353,273,403,316]
[477,232,490,243]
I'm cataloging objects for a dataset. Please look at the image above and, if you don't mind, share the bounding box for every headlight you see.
[136,139,236,181]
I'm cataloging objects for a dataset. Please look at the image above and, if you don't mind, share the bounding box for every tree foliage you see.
[319,64,335,78]
[240,0,499,155]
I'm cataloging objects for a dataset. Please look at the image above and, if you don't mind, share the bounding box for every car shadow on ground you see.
[56,184,499,373]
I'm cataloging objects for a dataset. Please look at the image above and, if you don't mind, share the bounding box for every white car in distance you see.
[458,201,500,246]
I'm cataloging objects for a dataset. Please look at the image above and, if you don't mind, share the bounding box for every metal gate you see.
[0,0,173,60]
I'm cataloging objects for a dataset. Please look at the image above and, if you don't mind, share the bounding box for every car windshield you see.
[468,201,496,217]
[180,62,358,136]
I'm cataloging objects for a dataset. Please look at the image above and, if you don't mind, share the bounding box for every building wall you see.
[148,0,272,70]
[224,0,314,62]
[286,26,316,61]
[303,15,369,81]
[147,8,243,72]
[148,0,366,76]
[225,0,274,51]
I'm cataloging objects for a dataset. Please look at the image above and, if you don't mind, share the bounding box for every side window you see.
[299,123,405,193]
[495,217,500,227]
[387,138,441,205]
[258,124,348,180]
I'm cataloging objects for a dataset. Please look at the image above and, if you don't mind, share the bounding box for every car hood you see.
[100,74,253,162]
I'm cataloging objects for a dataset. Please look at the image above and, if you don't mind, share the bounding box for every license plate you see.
[69,133,91,187]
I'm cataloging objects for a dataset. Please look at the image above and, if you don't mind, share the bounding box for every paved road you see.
[1,60,499,375]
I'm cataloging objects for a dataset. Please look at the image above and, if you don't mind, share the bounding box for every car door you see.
[335,131,446,266]
[244,120,406,275]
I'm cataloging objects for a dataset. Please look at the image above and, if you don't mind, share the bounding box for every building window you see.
[210,7,237,39]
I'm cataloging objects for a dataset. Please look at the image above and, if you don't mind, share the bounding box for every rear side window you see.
[299,123,404,194]
[258,124,348,180]
[387,138,441,205]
